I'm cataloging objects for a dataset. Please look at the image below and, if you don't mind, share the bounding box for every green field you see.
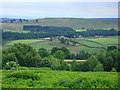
[3,36,119,54]
[3,29,31,33]
[75,29,87,32]
[6,39,44,45]
[88,37,118,45]
[1,18,117,30]
[2,69,118,88]
[76,40,104,47]
[30,41,58,51]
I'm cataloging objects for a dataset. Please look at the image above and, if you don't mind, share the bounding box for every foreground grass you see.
[2,69,118,88]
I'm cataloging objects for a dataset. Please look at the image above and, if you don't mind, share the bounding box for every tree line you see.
[2,29,119,41]
[23,25,74,32]
[2,43,120,72]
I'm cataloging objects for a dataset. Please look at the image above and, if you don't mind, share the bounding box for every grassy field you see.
[1,18,117,30]
[88,37,118,45]
[76,40,104,47]
[75,29,87,32]
[3,36,119,53]
[3,29,31,33]
[5,39,44,46]
[2,69,118,88]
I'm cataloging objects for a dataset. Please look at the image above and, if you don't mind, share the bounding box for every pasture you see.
[5,39,44,46]
[3,29,31,33]
[2,36,119,53]
[88,36,118,45]
[76,40,104,47]
[2,70,118,88]
[75,29,87,32]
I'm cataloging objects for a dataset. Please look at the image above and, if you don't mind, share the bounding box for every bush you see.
[93,62,104,72]
[110,67,116,72]
[6,71,40,80]
[4,61,19,70]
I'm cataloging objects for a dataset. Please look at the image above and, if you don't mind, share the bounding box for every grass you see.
[5,39,44,45]
[1,18,117,30]
[30,41,59,51]
[3,36,118,54]
[68,45,104,54]
[76,40,104,47]
[3,39,105,53]
[75,29,87,32]
[2,70,118,88]
[88,37,118,45]
[3,29,31,33]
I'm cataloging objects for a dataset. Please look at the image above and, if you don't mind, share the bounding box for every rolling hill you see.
[1,18,118,30]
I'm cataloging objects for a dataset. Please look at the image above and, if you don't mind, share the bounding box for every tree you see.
[104,56,113,71]
[61,47,70,59]
[2,53,18,66]
[87,55,99,71]
[38,48,49,58]
[107,46,117,52]
[76,51,91,60]
[19,19,22,23]
[110,67,116,72]
[4,61,19,70]
[36,19,39,23]
[71,60,79,71]
[51,47,60,55]
[65,64,71,71]
[93,62,104,72]
[3,43,42,67]
[54,50,65,61]
[59,37,66,43]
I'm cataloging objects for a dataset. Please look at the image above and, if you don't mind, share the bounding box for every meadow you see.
[1,18,117,30]
[3,29,31,33]
[2,70,118,88]
[3,36,118,54]
[75,29,87,32]
[75,40,104,47]
[88,37,118,45]
[5,39,44,46]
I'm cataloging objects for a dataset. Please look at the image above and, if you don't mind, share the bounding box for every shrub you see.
[6,71,40,80]
[4,61,19,70]
[93,62,104,72]
[110,67,116,72]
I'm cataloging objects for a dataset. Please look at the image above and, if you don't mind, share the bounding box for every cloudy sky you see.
[1,2,118,19]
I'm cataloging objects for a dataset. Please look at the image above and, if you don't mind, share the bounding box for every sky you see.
[1,1,118,19]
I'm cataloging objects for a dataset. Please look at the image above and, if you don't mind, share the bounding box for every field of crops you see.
[5,39,44,46]
[2,70,118,88]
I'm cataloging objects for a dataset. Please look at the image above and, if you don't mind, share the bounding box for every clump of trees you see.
[2,43,119,72]
[2,43,42,67]
[70,46,119,72]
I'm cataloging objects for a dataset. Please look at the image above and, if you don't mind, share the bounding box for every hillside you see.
[1,18,118,30]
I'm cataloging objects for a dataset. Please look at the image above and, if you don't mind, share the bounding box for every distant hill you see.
[1,18,118,30]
